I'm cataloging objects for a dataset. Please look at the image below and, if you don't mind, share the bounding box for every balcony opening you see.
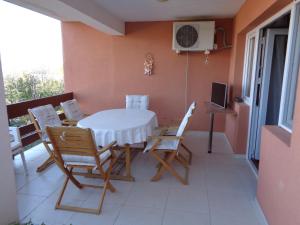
[0,1,64,106]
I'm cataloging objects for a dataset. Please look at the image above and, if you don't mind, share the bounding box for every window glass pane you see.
[245,37,256,98]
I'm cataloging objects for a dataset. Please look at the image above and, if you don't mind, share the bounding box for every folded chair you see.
[28,104,63,172]
[46,126,117,214]
[60,99,85,125]
[126,95,149,110]
[156,102,196,165]
[144,105,194,185]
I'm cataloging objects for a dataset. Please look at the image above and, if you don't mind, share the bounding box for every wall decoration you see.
[144,53,154,75]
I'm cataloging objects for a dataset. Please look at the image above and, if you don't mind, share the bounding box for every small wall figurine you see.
[144,53,154,75]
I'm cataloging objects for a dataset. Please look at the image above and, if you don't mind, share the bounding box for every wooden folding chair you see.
[46,126,117,214]
[28,104,63,172]
[155,102,196,165]
[144,105,194,185]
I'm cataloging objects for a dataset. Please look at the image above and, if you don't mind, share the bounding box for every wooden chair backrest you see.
[176,101,197,137]
[45,126,101,166]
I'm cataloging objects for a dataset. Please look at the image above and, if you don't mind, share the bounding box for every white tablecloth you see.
[78,109,158,146]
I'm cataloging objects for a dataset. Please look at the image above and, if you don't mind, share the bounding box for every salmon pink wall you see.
[62,20,233,131]
[257,67,300,224]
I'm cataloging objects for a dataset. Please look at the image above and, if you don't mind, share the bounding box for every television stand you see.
[204,102,236,153]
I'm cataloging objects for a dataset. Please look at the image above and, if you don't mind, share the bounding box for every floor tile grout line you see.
[21,193,50,222]
[160,185,171,225]
[113,180,135,225]
[203,153,213,225]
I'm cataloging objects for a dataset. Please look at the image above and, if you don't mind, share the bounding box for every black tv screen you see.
[211,82,227,108]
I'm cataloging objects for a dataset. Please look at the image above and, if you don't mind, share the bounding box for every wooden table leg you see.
[110,144,135,182]
[124,144,135,181]
[208,112,214,154]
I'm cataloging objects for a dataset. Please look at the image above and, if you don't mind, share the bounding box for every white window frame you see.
[242,31,259,105]
[279,4,300,132]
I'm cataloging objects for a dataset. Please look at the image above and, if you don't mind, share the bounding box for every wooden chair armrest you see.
[166,126,179,130]
[97,141,117,155]
[150,136,183,141]
[156,126,179,135]
[62,119,78,126]
[157,126,179,131]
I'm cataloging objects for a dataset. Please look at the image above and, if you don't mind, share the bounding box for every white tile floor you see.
[13,131,264,225]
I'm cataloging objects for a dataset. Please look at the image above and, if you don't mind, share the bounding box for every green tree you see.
[4,71,64,104]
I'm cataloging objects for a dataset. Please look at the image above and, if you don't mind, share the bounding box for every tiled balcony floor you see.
[14,131,264,225]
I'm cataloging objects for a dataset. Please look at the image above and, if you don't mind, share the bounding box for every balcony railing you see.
[6,92,74,147]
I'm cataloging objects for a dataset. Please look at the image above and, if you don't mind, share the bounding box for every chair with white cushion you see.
[28,104,62,172]
[157,102,196,164]
[60,99,85,125]
[9,126,28,175]
[46,126,117,214]
[144,103,195,185]
[126,95,149,110]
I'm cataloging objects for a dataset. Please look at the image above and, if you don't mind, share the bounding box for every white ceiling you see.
[92,0,246,22]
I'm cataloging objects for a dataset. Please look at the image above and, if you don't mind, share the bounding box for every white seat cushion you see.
[126,95,149,110]
[62,150,111,167]
[61,99,84,121]
[30,104,62,141]
[144,138,179,152]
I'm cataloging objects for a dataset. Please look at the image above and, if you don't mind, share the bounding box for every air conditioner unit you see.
[172,21,215,52]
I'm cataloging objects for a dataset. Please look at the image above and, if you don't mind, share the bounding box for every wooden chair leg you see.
[37,142,55,172]
[156,152,168,168]
[175,154,189,184]
[104,158,116,193]
[55,167,112,215]
[124,144,135,181]
[36,156,55,172]
[97,161,115,213]
[151,152,174,181]
[151,151,188,185]
[56,175,70,209]
[180,143,192,165]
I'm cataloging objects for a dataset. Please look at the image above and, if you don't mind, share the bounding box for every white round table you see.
[78,108,158,146]
[78,109,158,181]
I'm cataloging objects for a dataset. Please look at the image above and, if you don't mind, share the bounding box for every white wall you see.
[0,56,18,224]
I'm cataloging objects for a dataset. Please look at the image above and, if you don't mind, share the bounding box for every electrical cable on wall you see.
[185,51,189,112]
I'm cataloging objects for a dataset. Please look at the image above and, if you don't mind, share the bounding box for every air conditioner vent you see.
[176,25,199,48]
[173,21,215,52]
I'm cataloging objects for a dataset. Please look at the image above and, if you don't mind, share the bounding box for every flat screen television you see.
[211,82,227,108]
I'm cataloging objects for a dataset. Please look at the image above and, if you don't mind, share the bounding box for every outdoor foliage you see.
[4,70,64,104]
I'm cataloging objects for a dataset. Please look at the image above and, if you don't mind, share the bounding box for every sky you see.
[0,0,63,78]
